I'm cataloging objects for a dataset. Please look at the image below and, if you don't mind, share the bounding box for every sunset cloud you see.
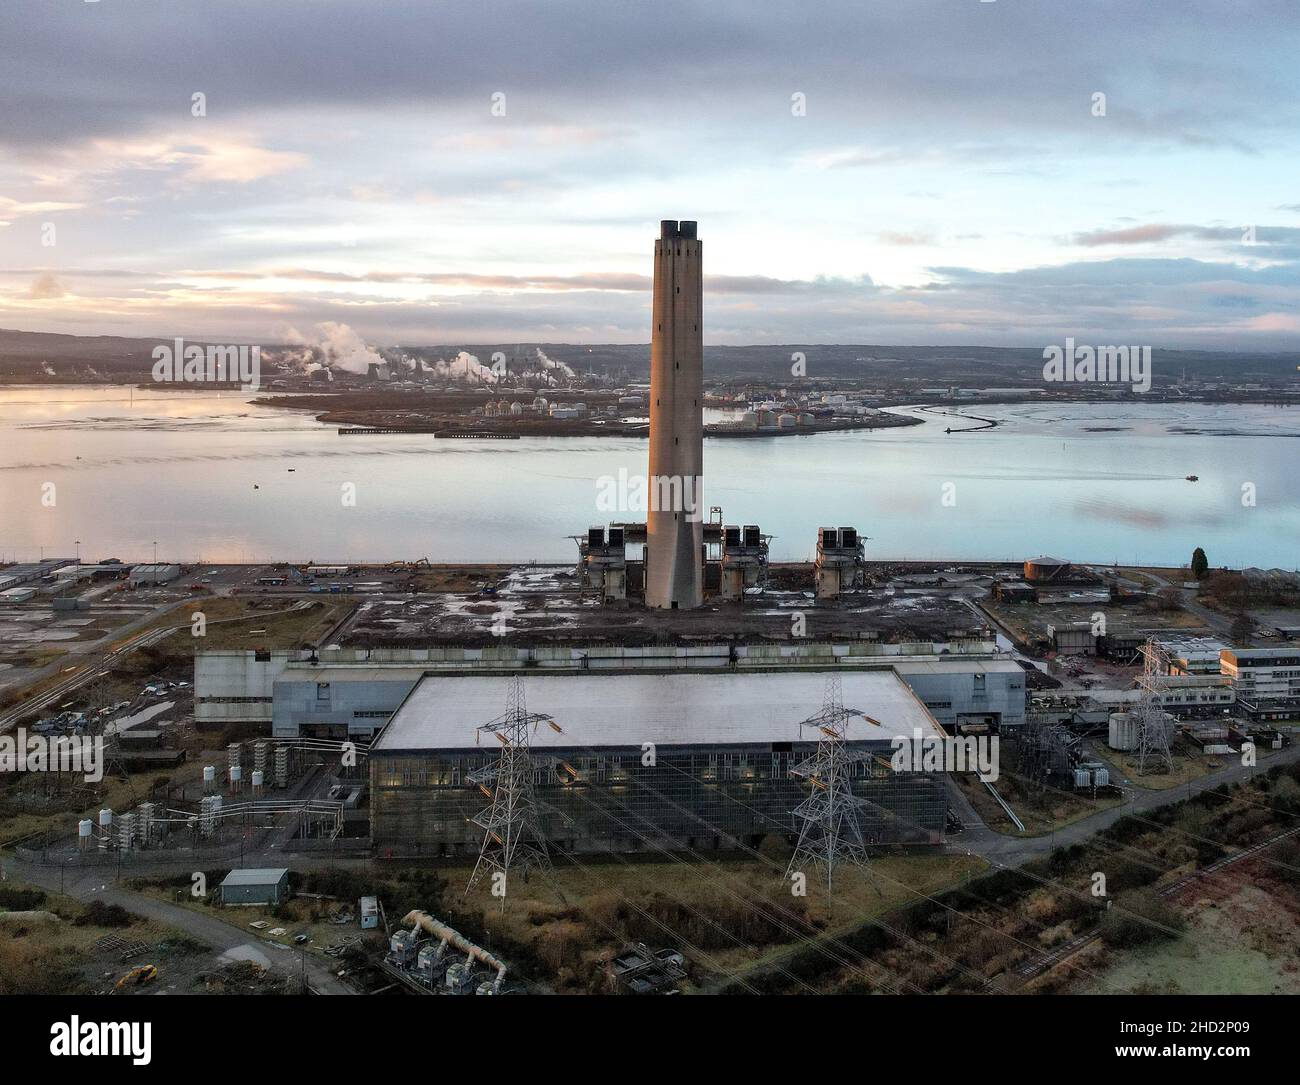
[0,2,1296,348]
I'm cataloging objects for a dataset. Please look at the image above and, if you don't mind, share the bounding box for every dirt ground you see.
[1075,857,1300,994]
[985,598,1205,650]
[136,595,350,650]
[0,886,216,996]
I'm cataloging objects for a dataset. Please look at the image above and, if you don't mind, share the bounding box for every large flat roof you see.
[372,670,944,752]
[220,868,288,886]
[891,658,1024,676]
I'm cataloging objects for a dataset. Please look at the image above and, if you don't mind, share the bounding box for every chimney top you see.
[659,219,698,240]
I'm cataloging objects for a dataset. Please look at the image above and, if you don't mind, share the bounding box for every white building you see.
[1221,647,1300,720]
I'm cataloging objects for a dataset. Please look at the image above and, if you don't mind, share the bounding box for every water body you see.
[0,386,1296,568]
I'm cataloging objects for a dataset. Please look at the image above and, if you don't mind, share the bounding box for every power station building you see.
[369,670,951,856]
[645,219,705,610]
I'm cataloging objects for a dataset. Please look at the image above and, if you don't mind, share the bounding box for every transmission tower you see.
[466,676,558,903]
[1135,636,1175,775]
[784,674,881,892]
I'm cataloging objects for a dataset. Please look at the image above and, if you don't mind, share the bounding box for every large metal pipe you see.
[401,909,508,993]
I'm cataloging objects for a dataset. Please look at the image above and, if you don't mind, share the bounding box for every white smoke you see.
[284,321,384,375]
[423,351,499,384]
[535,348,575,382]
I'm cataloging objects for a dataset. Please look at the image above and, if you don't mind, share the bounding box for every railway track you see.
[1016,824,1300,981]
[0,625,177,733]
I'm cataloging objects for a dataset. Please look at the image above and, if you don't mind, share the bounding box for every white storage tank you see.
[98,808,113,828]
[777,413,797,429]
[1108,711,1138,751]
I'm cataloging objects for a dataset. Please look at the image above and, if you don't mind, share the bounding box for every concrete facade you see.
[272,665,427,739]
[195,649,295,726]
[891,659,1027,731]
[645,218,704,610]
[1221,647,1300,718]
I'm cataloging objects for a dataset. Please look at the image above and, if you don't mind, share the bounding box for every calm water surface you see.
[0,386,1296,567]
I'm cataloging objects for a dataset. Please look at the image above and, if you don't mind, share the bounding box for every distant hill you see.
[0,328,277,382]
[413,341,1298,385]
[1,327,1294,387]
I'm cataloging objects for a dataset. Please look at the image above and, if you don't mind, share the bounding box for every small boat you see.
[1186,474,1199,482]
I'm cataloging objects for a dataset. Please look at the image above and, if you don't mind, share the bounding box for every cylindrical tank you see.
[1108,711,1139,751]
[777,412,797,429]
[203,765,216,784]
[230,764,243,785]
[98,808,113,828]
[740,411,758,430]
[78,819,93,838]
[251,770,264,788]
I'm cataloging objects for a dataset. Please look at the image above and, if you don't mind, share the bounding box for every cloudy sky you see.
[1,0,1298,349]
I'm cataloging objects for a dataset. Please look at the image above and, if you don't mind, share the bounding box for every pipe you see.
[401,910,508,993]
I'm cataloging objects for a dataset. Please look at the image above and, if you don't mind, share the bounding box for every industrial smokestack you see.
[645,218,704,609]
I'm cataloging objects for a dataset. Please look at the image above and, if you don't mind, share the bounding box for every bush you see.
[1099,889,1184,949]
[0,885,47,911]
[1268,838,1300,887]
[1103,855,1165,892]
[75,899,134,928]
[1219,808,1273,846]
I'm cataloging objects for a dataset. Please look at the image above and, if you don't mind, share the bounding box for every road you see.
[949,737,1300,865]
[0,596,321,734]
[0,622,182,733]
[5,857,353,994]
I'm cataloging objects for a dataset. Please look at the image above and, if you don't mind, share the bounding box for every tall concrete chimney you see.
[645,219,704,609]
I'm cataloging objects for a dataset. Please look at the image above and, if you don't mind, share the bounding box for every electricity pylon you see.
[466,676,558,904]
[784,674,882,892]
[1135,636,1175,775]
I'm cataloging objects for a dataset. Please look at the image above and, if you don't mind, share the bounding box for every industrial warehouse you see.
[368,670,951,855]
[4,204,1297,1015]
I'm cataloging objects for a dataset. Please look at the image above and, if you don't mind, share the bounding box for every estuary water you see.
[0,386,1296,568]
